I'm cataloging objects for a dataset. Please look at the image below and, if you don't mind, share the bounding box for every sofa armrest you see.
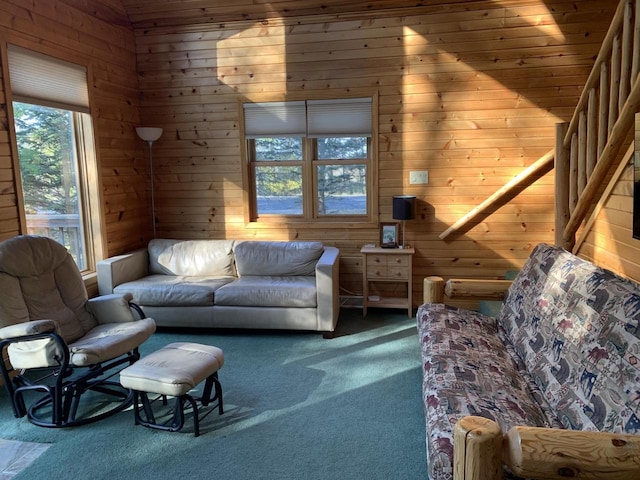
[0,320,57,340]
[453,416,503,480]
[453,416,640,480]
[315,246,340,334]
[87,293,138,324]
[97,249,149,295]
[445,279,512,299]
[505,425,640,479]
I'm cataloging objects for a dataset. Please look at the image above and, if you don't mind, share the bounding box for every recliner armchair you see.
[0,235,156,427]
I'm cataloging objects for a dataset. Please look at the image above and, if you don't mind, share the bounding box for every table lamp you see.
[393,195,416,249]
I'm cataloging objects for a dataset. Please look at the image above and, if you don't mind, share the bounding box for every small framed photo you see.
[380,223,399,248]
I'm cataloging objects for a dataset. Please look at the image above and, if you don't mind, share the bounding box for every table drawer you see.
[367,255,388,268]
[387,267,408,280]
[367,266,389,279]
[387,255,409,267]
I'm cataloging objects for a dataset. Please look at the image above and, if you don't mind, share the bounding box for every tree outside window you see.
[13,102,87,270]
[244,97,375,223]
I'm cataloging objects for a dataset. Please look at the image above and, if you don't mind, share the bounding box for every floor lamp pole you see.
[136,126,163,240]
[147,141,156,239]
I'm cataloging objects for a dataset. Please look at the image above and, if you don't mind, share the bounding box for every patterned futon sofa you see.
[417,243,640,480]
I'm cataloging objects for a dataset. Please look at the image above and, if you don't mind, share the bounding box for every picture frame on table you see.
[380,223,399,248]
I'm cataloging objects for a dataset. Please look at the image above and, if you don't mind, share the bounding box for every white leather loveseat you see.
[97,239,340,336]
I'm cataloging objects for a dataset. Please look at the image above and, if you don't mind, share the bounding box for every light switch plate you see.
[410,171,428,185]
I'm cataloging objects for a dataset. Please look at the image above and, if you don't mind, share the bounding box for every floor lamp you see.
[393,195,416,249]
[136,127,163,238]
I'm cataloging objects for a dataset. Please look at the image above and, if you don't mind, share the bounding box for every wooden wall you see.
[135,1,616,304]
[0,36,16,240]
[0,0,630,309]
[577,117,640,284]
[0,0,148,257]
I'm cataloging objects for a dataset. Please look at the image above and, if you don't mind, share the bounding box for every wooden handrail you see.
[441,0,636,248]
[439,149,554,240]
[572,141,634,254]
[562,75,640,247]
[563,0,628,147]
[558,0,639,248]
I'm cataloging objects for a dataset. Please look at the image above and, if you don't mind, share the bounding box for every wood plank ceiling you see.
[119,0,494,28]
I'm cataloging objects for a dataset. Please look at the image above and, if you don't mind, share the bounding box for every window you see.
[243,98,375,223]
[8,45,102,272]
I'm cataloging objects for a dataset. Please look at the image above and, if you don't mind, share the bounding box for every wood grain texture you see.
[453,416,503,480]
[1,0,635,305]
[0,0,147,256]
[423,276,444,303]
[134,0,615,299]
[578,129,640,284]
[444,278,512,299]
[505,425,640,480]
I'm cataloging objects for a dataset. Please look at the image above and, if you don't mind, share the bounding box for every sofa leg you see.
[322,331,335,339]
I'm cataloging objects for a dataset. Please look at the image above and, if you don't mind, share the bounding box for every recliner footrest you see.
[120,342,224,436]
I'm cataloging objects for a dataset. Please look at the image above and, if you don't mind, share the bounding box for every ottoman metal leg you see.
[120,342,225,437]
[129,379,223,437]
[200,372,223,414]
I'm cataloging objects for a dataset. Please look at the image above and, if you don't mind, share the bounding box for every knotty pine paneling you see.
[578,159,640,284]
[0,0,148,257]
[0,74,19,238]
[135,0,616,304]
[123,0,610,29]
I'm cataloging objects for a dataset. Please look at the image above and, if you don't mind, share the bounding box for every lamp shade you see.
[393,195,416,220]
[136,127,163,142]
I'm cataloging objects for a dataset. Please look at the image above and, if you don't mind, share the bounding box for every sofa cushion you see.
[234,241,323,276]
[114,275,235,307]
[499,243,640,433]
[148,239,236,277]
[417,303,556,480]
[214,276,317,307]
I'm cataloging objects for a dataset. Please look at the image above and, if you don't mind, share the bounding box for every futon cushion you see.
[234,241,323,276]
[114,275,235,307]
[499,243,640,433]
[417,303,557,480]
[214,276,317,307]
[148,239,236,277]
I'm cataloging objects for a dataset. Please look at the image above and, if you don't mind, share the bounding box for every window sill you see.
[83,271,99,298]
[245,219,378,229]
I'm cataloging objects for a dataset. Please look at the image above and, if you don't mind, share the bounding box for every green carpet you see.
[0,309,426,480]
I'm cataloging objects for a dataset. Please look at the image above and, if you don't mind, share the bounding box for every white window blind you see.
[243,101,306,138]
[243,98,373,138]
[7,44,90,113]
[307,98,372,137]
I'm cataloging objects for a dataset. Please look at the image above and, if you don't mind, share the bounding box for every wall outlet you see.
[410,170,428,185]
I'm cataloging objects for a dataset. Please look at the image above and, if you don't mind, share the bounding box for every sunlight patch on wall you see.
[402,24,562,236]
[587,212,626,275]
[216,23,288,100]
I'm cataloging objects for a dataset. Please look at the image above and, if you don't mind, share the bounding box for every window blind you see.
[243,98,373,138]
[307,98,372,137]
[7,44,90,113]
[243,101,306,138]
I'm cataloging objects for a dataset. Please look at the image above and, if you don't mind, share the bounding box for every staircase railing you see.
[440,0,639,248]
[558,0,640,249]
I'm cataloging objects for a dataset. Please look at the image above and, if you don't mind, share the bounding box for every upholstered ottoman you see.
[120,342,224,436]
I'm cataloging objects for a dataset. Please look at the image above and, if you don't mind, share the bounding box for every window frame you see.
[240,95,379,228]
[5,42,105,275]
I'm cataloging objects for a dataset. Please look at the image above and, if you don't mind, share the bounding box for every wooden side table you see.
[361,246,415,317]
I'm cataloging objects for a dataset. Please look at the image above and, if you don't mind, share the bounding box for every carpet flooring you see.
[0,309,426,480]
